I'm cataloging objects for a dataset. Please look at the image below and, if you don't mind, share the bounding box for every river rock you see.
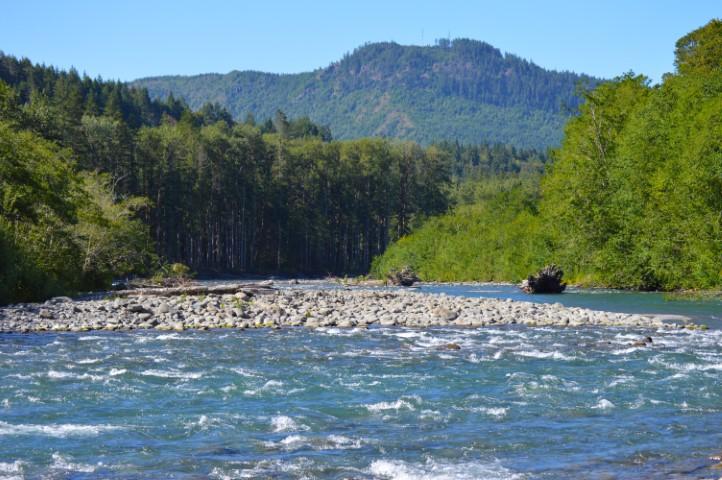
[0,282,687,333]
[432,307,458,322]
[155,303,170,314]
[49,296,73,304]
[127,304,150,314]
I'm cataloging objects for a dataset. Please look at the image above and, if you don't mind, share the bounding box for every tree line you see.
[0,51,545,303]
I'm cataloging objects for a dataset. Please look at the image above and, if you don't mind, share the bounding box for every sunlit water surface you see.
[1,285,721,479]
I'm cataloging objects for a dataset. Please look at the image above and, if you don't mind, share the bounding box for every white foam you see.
[271,415,309,433]
[607,375,634,388]
[181,414,221,431]
[140,369,202,379]
[593,398,615,410]
[368,458,525,480]
[198,415,213,428]
[467,353,489,363]
[0,461,23,475]
[0,421,121,438]
[366,397,418,412]
[230,367,262,378]
[326,434,362,449]
[650,355,722,373]
[514,350,575,361]
[477,407,509,419]
[109,368,126,376]
[155,333,196,341]
[393,331,427,339]
[50,453,96,473]
[46,370,105,382]
[244,380,284,396]
[611,347,643,355]
[264,434,363,451]
[419,409,445,421]
[76,358,103,364]
[210,457,313,479]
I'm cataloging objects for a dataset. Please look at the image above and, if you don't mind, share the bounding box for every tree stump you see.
[520,264,566,294]
[387,266,420,287]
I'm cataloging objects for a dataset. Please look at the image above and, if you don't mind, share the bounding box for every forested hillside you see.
[0,51,544,303]
[374,20,722,291]
[133,39,598,149]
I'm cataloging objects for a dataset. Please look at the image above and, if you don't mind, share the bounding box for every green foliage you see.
[132,39,599,149]
[0,51,550,286]
[674,19,722,75]
[372,174,548,282]
[6,19,720,300]
[375,20,722,291]
[151,262,193,285]
[0,93,154,304]
[541,20,722,290]
[74,171,155,285]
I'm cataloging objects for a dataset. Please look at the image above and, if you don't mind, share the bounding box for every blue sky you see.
[1,1,718,82]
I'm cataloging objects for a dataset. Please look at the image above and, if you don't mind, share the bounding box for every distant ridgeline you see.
[132,39,600,149]
[0,51,546,303]
[374,20,722,291]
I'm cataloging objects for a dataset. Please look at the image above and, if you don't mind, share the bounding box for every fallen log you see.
[111,281,275,298]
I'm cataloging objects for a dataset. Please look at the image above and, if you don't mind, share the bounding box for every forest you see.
[0,51,542,304]
[375,20,722,291]
[2,19,719,305]
[133,38,598,149]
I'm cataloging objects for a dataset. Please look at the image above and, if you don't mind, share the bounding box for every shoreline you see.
[0,282,693,334]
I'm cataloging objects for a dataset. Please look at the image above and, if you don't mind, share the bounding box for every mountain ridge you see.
[133,39,601,148]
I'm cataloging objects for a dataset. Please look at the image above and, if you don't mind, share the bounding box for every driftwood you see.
[112,281,275,298]
[520,265,566,294]
[387,266,420,287]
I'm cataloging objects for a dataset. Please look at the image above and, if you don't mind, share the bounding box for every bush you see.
[151,263,194,286]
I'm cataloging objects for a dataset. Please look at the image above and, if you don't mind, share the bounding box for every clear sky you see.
[1,1,719,83]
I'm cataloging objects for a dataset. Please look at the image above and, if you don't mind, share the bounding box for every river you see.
[0,284,720,479]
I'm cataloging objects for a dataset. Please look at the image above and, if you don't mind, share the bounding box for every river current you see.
[1,285,721,479]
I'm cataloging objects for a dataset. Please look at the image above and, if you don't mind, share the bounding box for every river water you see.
[1,285,721,479]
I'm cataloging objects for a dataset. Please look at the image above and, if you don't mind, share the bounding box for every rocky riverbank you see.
[0,283,694,334]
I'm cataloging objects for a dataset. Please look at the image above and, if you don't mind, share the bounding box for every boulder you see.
[432,307,458,322]
[155,302,170,314]
[127,304,151,313]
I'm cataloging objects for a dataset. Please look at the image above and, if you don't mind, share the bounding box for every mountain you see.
[132,39,600,149]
